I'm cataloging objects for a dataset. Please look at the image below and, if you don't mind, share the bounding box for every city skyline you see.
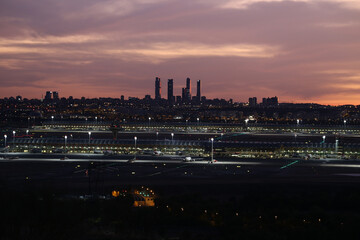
[1,0,360,105]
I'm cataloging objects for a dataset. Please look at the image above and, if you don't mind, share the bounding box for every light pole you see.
[134,136,137,160]
[148,117,151,132]
[295,133,297,142]
[322,135,326,158]
[297,119,300,126]
[64,135,67,155]
[51,116,54,122]
[12,131,15,147]
[335,139,339,156]
[344,120,347,128]
[211,138,214,163]
[197,118,199,126]
[4,135,7,148]
[245,119,249,128]
[221,133,224,140]
[156,131,159,141]
[171,133,174,142]
[95,116,98,123]
[88,131,91,144]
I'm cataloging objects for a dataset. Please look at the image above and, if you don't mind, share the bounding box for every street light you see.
[88,131,91,144]
[134,136,137,160]
[12,131,15,146]
[322,135,326,158]
[156,131,159,141]
[197,118,199,126]
[294,133,297,142]
[171,133,174,141]
[64,135,67,154]
[297,119,300,126]
[51,116,54,122]
[26,129,29,135]
[210,138,214,163]
[344,120,347,128]
[95,116,98,124]
[148,117,151,132]
[4,135,7,148]
[245,119,249,126]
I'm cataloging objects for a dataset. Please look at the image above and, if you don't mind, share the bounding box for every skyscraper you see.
[45,91,52,100]
[53,91,59,100]
[186,77,191,96]
[155,77,161,100]
[168,79,173,104]
[196,80,201,102]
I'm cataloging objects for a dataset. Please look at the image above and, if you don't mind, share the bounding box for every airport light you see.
[88,131,91,144]
[64,135,67,154]
[134,136,137,160]
[335,139,339,154]
[210,138,214,163]
[12,131,15,145]
[322,135,326,158]
[4,135,7,147]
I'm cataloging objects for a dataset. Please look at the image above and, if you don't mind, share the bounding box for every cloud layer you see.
[0,0,360,105]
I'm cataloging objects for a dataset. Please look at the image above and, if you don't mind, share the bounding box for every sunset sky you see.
[1,0,360,105]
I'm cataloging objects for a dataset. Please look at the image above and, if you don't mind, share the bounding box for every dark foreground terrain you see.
[1,159,360,239]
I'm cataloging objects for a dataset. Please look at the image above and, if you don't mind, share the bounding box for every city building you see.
[45,91,52,101]
[196,80,201,103]
[168,79,174,104]
[155,77,161,100]
[249,97,257,107]
[53,91,59,100]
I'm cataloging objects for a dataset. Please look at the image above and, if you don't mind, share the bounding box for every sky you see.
[0,0,360,105]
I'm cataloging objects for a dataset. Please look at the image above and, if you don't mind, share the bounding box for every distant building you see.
[249,97,257,107]
[45,91,52,100]
[155,77,161,100]
[121,95,124,101]
[182,88,186,101]
[176,96,182,103]
[53,91,59,100]
[196,80,201,102]
[262,96,278,106]
[168,79,173,104]
[186,77,191,96]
